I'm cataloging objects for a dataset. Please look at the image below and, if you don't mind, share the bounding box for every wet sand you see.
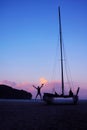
[0,100,87,130]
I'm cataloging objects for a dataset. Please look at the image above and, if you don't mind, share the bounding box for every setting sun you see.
[40,77,48,84]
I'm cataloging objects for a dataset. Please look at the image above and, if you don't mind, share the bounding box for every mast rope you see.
[62,38,74,90]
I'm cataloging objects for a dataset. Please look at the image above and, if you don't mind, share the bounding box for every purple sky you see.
[0,0,87,98]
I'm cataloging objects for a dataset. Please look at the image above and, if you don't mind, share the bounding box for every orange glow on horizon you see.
[40,77,48,84]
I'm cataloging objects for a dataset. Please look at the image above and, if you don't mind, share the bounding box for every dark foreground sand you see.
[0,99,87,130]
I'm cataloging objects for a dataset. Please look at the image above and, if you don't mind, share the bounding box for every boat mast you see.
[58,6,64,95]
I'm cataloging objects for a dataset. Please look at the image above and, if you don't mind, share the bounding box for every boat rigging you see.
[43,6,80,104]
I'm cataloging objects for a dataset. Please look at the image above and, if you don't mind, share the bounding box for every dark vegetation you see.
[0,84,32,99]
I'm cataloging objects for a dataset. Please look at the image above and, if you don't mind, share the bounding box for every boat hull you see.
[43,93,79,105]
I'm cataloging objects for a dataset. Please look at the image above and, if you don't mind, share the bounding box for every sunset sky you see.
[0,0,87,98]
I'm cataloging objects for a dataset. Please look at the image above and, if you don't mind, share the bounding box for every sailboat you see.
[43,6,80,104]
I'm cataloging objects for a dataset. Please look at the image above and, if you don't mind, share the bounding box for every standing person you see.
[69,88,73,96]
[33,84,44,99]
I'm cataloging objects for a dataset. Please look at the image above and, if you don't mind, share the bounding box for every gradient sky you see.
[0,0,87,98]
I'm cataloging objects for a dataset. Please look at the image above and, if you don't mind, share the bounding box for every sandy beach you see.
[0,99,87,130]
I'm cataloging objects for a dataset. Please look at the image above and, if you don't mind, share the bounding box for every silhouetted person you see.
[53,88,59,96]
[33,84,44,99]
[69,88,73,96]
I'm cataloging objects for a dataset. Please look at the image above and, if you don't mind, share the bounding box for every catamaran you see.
[43,7,80,104]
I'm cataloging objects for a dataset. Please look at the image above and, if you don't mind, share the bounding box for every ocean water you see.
[0,98,87,104]
[0,99,43,103]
